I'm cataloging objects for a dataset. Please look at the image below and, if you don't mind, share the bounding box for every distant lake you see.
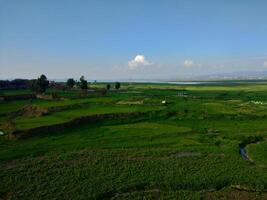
[117,80,210,84]
[94,80,267,85]
[143,80,267,85]
[96,80,211,84]
[142,81,211,85]
[166,81,207,85]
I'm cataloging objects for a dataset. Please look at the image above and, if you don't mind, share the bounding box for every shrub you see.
[115,82,120,90]
[79,76,88,90]
[106,84,111,90]
[67,78,75,88]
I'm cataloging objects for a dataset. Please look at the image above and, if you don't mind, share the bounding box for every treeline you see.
[0,75,50,93]
[0,79,29,89]
[1,74,121,94]
[0,75,50,92]
[66,77,120,91]
[66,76,88,90]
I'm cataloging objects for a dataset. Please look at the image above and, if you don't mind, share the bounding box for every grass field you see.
[0,82,267,199]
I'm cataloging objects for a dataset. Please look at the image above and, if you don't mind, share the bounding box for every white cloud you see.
[128,55,152,70]
[183,60,193,67]
[264,61,267,67]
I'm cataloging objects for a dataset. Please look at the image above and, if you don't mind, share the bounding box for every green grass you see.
[14,104,160,130]
[0,89,32,96]
[0,148,266,199]
[0,82,267,199]
[247,141,267,166]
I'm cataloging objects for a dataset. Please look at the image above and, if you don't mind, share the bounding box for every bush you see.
[67,78,75,88]
[106,84,111,90]
[29,74,49,94]
[115,82,120,90]
[79,76,88,90]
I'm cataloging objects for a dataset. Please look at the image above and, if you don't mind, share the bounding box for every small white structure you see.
[251,100,266,105]
[162,100,166,104]
[0,131,4,136]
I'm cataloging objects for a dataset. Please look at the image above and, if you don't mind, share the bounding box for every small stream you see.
[239,146,249,160]
[239,136,265,161]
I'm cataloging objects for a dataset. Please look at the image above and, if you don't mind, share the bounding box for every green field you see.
[0,82,267,199]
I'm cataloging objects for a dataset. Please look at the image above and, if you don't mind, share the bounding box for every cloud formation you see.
[184,60,193,67]
[128,55,152,70]
[264,61,267,67]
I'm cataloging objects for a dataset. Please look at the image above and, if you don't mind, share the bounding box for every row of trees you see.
[67,77,120,90]
[106,82,120,90]
[0,79,29,89]
[67,76,88,90]
[28,75,88,93]
[28,74,121,94]
[0,74,121,94]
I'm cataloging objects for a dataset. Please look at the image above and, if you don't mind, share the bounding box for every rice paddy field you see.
[0,82,267,199]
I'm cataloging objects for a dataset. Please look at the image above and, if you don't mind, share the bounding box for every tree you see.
[67,78,75,88]
[29,74,49,93]
[79,76,88,90]
[115,82,120,90]
[106,84,111,90]
[28,79,37,92]
[38,74,49,93]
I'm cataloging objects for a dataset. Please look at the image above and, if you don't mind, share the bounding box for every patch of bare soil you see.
[207,128,220,135]
[231,185,266,192]
[206,188,267,200]
[116,100,143,105]
[21,105,49,117]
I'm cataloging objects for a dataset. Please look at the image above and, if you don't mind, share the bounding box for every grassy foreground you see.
[0,82,267,199]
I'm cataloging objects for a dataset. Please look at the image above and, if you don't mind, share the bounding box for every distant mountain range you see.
[50,71,267,82]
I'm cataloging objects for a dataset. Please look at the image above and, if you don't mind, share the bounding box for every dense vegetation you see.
[0,81,267,199]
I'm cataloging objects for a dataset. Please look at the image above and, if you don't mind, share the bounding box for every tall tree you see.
[67,78,75,88]
[38,74,49,93]
[79,76,88,90]
[115,82,120,90]
[106,84,111,90]
[29,74,49,93]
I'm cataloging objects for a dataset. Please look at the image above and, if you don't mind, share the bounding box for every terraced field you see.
[0,82,267,199]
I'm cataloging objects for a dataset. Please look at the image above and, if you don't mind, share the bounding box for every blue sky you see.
[1,0,267,80]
